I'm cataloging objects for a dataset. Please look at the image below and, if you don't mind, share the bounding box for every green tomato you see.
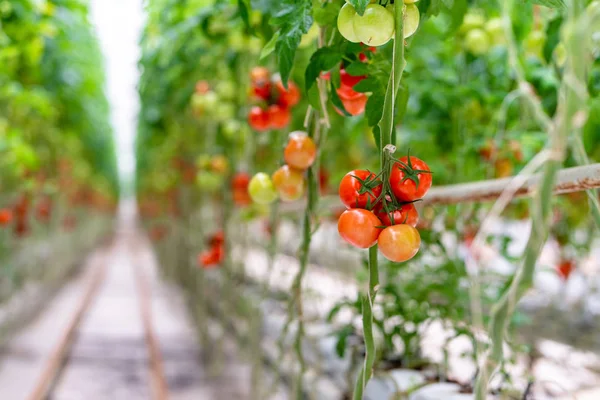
[196,171,223,193]
[459,13,485,35]
[353,4,395,46]
[216,81,236,100]
[464,28,490,55]
[338,3,360,43]
[403,4,420,39]
[248,172,278,205]
[215,103,235,120]
[223,120,241,140]
[484,17,506,46]
[525,30,546,58]
[404,0,419,3]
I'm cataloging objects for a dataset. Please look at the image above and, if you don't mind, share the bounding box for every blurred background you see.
[1,0,600,399]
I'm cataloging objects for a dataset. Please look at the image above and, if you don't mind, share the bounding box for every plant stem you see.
[354,5,406,399]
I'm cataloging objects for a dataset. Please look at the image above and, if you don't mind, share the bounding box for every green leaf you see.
[543,17,562,63]
[344,62,369,76]
[313,0,341,27]
[372,125,381,152]
[260,32,279,60]
[306,83,321,110]
[237,0,251,29]
[366,92,385,127]
[347,0,371,16]
[304,46,343,92]
[271,0,314,87]
[531,0,566,10]
[353,77,382,94]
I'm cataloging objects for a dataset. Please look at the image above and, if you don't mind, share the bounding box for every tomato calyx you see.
[391,151,432,190]
[350,171,383,209]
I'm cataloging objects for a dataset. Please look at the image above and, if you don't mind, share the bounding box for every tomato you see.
[337,84,364,101]
[494,158,513,178]
[484,17,505,46]
[337,3,360,43]
[319,168,330,193]
[389,156,432,202]
[233,189,252,206]
[338,93,367,116]
[464,28,490,55]
[339,169,382,209]
[210,155,228,174]
[248,172,279,204]
[248,106,270,132]
[352,4,394,47]
[272,165,305,202]
[358,46,376,62]
[340,68,366,89]
[195,80,210,94]
[198,245,224,268]
[250,66,270,84]
[402,4,420,39]
[208,231,225,247]
[337,209,382,249]
[267,104,291,129]
[232,172,251,191]
[0,208,13,226]
[252,82,272,101]
[284,131,317,170]
[556,260,575,281]
[378,224,421,262]
[275,80,300,107]
[375,203,419,227]
[459,13,485,34]
[196,171,223,193]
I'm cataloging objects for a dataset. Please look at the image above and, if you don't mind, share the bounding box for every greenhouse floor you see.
[0,225,260,400]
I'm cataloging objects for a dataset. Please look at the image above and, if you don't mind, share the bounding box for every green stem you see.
[354,5,405,398]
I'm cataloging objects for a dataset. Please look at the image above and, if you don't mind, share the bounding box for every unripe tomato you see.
[339,169,382,209]
[275,80,300,107]
[404,0,419,3]
[196,171,223,193]
[267,104,291,129]
[378,224,421,262]
[402,4,420,39]
[284,131,317,170]
[340,68,366,89]
[525,30,546,58]
[338,3,360,43]
[337,209,382,249]
[0,208,13,226]
[464,28,490,55]
[375,203,419,227]
[272,165,305,202]
[248,106,270,132]
[216,81,236,100]
[484,17,505,46]
[389,156,432,202]
[248,173,279,205]
[459,13,485,34]
[352,4,395,47]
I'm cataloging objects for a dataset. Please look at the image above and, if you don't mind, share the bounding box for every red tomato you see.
[272,165,305,202]
[359,46,377,61]
[0,208,13,226]
[336,85,368,116]
[319,168,330,193]
[198,245,224,268]
[208,231,225,247]
[267,104,291,129]
[375,203,419,227]
[337,84,364,101]
[284,131,317,170]
[340,68,366,88]
[556,260,574,281]
[248,106,270,131]
[275,80,300,107]
[389,156,432,202]
[339,169,382,209]
[252,82,272,101]
[337,209,382,249]
[232,172,251,191]
[251,66,270,84]
[378,224,421,262]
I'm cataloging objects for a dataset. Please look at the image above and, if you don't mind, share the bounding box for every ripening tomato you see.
[284,131,317,170]
[378,224,421,262]
[340,68,366,89]
[337,209,382,249]
[0,208,13,226]
[248,172,279,204]
[275,80,300,107]
[248,106,270,132]
[210,155,228,174]
[272,165,305,202]
[389,156,432,202]
[267,104,291,129]
[251,66,270,84]
[339,169,382,209]
[233,189,252,206]
[494,158,513,178]
[375,203,419,227]
[195,80,210,94]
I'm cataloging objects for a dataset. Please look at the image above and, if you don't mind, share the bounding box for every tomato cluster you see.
[247,67,301,132]
[337,154,431,263]
[338,1,420,47]
[198,231,225,268]
[248,131,317,204]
